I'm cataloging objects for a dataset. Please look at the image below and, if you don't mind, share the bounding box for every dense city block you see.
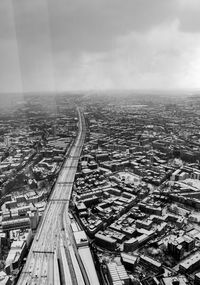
[1,93,200,285]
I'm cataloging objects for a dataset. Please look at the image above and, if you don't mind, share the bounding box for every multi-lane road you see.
[17,107,87,285]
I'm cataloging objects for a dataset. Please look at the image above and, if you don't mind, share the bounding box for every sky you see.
[1,0,200,93]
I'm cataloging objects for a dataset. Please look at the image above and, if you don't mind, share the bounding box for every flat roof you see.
[162,276,188,285]
[74,231,88,246]
[95,233,116,243]
[78,246,100,285]
[140,255,161,268]
[121,253,138,265]
[179,252,200,269]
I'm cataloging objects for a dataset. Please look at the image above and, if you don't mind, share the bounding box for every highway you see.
[17,107,87,285]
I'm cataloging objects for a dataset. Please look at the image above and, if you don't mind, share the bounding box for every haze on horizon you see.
[1,0,200,93]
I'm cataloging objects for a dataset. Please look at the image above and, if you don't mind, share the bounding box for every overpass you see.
[17,108,100,285]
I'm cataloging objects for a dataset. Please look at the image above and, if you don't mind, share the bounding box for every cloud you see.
[178,0,200,33]
[0,0,22,92]
[62,21,200,90]
[46,0,177,53]
[1,0,200,92]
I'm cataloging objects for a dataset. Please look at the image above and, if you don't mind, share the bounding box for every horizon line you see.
[1,88,200,97]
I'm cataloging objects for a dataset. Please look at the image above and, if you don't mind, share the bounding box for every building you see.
[121,253,138,271]
[179,252,200,273]
[5,240,27,274]
[136,219,153,230]
[168,235,195,261]
[161,276,188,285]
[168,241,184,261]
[107,262,130,285]
[194,272,200,285]
[95,232,117,250]
[140,255,163,273]
[74,230,89,248]
[124,237,139,252]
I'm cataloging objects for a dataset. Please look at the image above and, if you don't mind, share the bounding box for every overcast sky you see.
[1,0,200,93]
